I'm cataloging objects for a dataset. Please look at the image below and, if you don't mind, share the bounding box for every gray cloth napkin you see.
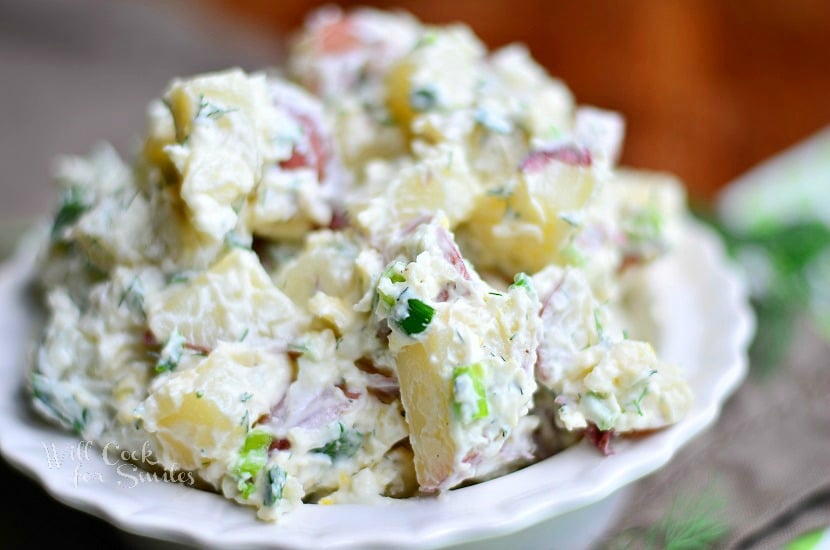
[599,319,830,549]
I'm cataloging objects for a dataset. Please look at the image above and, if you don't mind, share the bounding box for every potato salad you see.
[30,7,692,520]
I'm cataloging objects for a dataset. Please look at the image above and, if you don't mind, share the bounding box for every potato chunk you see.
[147,249,307,349]
[374,219,539,490]
[459,146,598,275]
[140,343,292,474]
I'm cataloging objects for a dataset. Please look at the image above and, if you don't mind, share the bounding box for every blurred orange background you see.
[211,0,830,201]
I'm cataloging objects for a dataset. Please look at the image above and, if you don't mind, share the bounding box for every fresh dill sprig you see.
[606,482,729,550]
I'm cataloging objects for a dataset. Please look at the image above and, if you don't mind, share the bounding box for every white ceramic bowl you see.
[0,220,753,549]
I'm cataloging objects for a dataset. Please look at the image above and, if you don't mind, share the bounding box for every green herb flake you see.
[240,392,253,403]
[118,277,145,314]
[51,187,90,241]
[195,94,238,121]
[626,206,663,244]
[155,329,185,373]
[632,384,649,416]
[225,231,251,250]
[32,374,88,434]
[310,424,364,461]
[558,212,582,227]
[511,272,532,291]
[168,272,191,285]
[409,88,437,112]
[561,243,586,267]
[415,32,438,49]
[486,186,513,199]
[263,466,287,506]
[594,309,605,340]
[474,108,512,134]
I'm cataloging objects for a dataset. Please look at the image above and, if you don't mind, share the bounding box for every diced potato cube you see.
[459,154,598,274]
[141,343,292,473]
[378,221,539,490]
[147,249,307,349]
[353,143,480,240]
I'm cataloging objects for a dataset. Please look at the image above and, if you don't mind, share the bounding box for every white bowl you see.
[0,220,753,549]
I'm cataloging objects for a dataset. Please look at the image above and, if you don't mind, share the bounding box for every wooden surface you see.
[212,0,830,201]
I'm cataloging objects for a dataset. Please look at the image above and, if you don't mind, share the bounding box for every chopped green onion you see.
[452,363,489,423]
[626,206,663,244]
[582,392,618,431]
[510,272,533,291]
[397,298,435,335]
[561,243,586,267]
[233,429,273,499]
[378,264,407,306]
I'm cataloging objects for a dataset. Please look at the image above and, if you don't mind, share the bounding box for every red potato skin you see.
[521,145,592,172]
